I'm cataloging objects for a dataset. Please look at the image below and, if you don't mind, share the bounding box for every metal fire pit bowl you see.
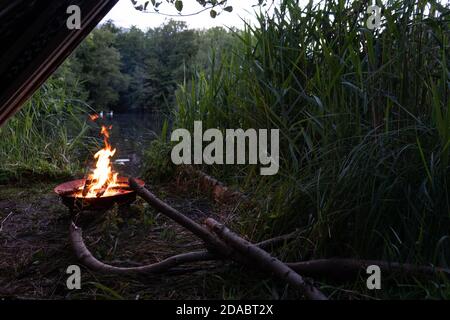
[54,177,145,211]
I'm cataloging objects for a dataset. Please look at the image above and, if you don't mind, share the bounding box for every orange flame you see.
[78,125,120,198]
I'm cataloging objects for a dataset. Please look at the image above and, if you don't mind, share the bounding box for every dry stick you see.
[71,220,450,281]
[70,209,448,285]
[128,180,450,283]
[130,177,268,273]
[69,223,215,275]
[129,178,220,245]
[87,179,450,285]
[286,259,450,281]
[82,179,92,197]
[69,224,299,275]
[129,178,326,299]
[204,218,327,300]
[129,177,238,259]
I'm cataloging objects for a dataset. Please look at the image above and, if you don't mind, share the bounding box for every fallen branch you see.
[69,223,302,276]
[204,218,327,300]
[286,259,450,281]
[69,222,216,275]
[71,219,450,282]
[70,178,448,299]
[129,179,326,299]
[130,178,228,251]
[129,178,250,263]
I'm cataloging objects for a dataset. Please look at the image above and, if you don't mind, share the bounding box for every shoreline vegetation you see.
[1,0,450,299]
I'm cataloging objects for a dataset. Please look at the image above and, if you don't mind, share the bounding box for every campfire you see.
[77,124,120,198]
[55,115,144,211]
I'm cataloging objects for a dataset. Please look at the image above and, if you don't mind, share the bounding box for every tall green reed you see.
[174,0,450,268]
[0,78,91,182]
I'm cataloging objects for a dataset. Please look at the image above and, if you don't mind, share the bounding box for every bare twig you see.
[0,211,14,233]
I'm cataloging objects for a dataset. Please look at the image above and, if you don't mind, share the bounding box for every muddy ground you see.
[0,177,296,300]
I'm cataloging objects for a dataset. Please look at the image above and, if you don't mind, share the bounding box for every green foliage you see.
[194,27,236,71]
[142,120,177,182]
[130,0,243,17]
[144,20,199,112]
[0,78,91,183]
[63,20,228,113]
[175,0,183,12]
[0,20,237,183]
[72,25,130,110]
[174,0,450,277]
[114,26,148,111]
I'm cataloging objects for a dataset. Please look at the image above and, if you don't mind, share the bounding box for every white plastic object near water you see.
[115,159,130,165]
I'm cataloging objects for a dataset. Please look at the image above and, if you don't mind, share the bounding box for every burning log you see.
[95,181,110,198]
[80,124,120,199]
[81,179,93,197]
[55,177,145,211]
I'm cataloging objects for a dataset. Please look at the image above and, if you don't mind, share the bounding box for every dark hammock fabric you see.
[0,0,118,127]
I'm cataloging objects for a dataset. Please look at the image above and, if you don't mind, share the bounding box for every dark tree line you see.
[57,20,236,113]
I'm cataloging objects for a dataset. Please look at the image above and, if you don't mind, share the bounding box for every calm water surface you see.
[89,112,164,177]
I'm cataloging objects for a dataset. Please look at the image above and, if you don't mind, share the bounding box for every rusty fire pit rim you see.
[54,176,145,199]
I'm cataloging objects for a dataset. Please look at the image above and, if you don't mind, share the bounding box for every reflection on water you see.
[95,112,164,177]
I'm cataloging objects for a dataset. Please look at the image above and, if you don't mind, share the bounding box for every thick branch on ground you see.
[129,178,324,299]
[286,259,450,281]
[69,223,216,275]
[129,178,259,270]
[204,218,327,300]
[70,220,304,275]
[70,219,450,282]
[129,177,234,257]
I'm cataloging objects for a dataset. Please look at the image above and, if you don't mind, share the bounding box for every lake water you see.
[93,112,164,177]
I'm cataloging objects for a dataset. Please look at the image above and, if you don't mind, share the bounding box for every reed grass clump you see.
[174,0,450,276]
[0,79,90,183]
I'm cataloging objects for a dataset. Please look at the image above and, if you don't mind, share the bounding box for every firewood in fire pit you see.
[109,185,132,192]
[95,181,110,198]
[82,179,93,197]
